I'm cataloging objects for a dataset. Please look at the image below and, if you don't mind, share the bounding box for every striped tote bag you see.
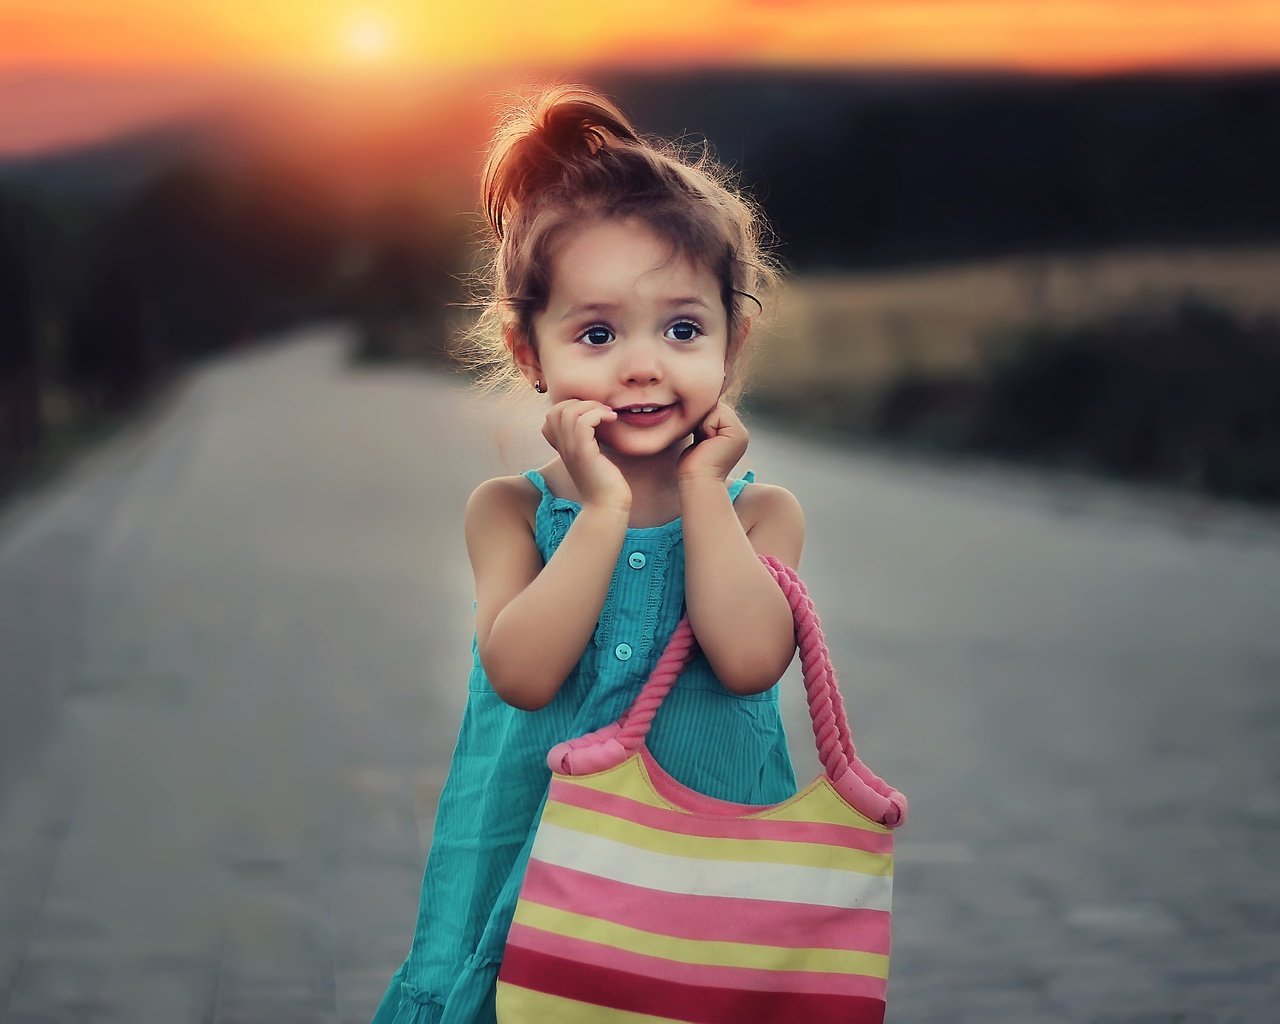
[496,555,908,1024]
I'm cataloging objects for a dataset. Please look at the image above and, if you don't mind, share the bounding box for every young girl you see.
[373,85,805,1024]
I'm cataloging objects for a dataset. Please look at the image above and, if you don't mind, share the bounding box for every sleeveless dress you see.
[372,468,797,1024]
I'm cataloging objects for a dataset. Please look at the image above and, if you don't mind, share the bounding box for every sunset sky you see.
[2,1,1278,155]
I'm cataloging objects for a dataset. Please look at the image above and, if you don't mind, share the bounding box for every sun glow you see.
[1,2,1278,77]
[342,13,393,63]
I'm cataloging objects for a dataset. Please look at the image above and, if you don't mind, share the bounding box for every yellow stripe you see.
[765,778,894,834]
[558,758,672,809]
[543,800,893,876]
[560,757,892,835]
[496,983,682,1023]
[513,900,890,980]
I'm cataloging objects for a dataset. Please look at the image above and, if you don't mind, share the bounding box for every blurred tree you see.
[64,251,153,411]
[605,69,1280,269]
[346,189,470,366]
[114,159,249,357]
[0,190,42,481]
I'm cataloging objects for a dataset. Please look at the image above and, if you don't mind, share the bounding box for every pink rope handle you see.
[549,554,907,827]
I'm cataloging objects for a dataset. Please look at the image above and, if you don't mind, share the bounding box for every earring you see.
[533,378,546,394]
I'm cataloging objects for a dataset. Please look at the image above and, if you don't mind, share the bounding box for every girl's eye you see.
[665,320,703,342]
[579,326,614,347]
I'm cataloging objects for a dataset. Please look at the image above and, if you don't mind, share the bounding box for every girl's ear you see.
[505,327,542,388]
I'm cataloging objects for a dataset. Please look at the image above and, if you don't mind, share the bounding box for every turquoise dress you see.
[372,469,797,1024]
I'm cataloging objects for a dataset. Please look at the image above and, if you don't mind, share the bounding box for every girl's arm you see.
[678,401,805,695]
[680,477,805,695]
[467,399,633,711]
[465,478,629,710]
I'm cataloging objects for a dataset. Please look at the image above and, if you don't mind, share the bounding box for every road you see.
[1,325,1278,1023]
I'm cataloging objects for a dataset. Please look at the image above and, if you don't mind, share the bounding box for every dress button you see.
[614,643,633,661]
[627,552,647,569]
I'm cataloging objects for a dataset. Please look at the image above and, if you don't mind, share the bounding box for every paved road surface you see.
[1,326,1278,1023]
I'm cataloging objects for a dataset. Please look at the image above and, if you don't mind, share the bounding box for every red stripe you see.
[505,923,888,998]
[549,778,892,854]
[521,861,892,954]
[499,946,886,1024]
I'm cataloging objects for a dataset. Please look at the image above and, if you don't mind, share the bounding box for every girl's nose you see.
[619,344,663,385]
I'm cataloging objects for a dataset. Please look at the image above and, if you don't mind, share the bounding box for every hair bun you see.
[483,86,640,240]
[535,88,637,158]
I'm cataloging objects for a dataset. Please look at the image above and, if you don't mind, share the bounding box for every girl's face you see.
[518,216,732,460]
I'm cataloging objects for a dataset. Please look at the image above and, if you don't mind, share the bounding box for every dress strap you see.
[522,469,554,499]
[728,469,756,503]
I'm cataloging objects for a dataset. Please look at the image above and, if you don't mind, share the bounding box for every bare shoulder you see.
[735,480,805,528]
[464,475,540,544]
[464,476,546,652]
[737,481,805,568]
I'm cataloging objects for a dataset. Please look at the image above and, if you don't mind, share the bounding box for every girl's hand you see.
[677,401,748,486]
[541,399,631,513]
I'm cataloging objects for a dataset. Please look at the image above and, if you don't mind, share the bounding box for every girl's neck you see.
[542,439,693,529]
[609,446,685,529]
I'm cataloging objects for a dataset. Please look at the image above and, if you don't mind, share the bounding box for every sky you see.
[2,1,1278,155]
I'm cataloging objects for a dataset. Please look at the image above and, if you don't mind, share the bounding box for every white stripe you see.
[529,822,894,913]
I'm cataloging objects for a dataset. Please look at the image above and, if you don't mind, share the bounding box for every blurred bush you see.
[866,296,1280,503]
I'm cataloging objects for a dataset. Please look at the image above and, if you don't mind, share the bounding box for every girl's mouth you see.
[614,403,676,427]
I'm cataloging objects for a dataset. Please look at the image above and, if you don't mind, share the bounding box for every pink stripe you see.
[506,923,888,1000]
[522,861,892,955]
[550,777,893,855]
[500,946,886,1024]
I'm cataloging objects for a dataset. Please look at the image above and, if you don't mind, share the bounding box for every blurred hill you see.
[0,118,228,199]
[0,74,493,212]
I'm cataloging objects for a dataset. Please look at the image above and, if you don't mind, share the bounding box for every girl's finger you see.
[578,406,616,432]
[693,408,720,441]
[702,404,729,432]
[544,400,615,457]
[545,401,582,435]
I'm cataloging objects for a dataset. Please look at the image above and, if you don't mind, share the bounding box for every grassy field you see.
[750,243,1280,404]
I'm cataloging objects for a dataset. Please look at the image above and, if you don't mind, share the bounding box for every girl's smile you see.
[613,403,677,427]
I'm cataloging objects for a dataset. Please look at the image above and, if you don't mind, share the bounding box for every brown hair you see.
[456,84,783,407]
